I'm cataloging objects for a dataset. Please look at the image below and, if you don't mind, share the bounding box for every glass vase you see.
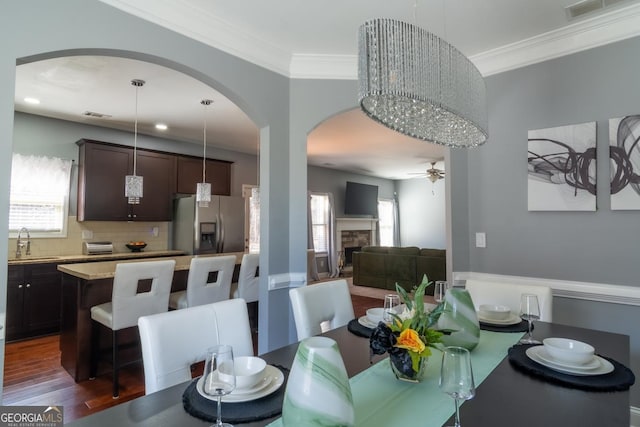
[437,288,480,351]
[390,355,428,383]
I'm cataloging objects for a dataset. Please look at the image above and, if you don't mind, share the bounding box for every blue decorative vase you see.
[282,336,354,426]
[437,288,480,351]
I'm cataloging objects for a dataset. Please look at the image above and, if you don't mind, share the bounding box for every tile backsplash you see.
[8,216,170,258]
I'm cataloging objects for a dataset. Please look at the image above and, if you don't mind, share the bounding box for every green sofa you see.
[351,246,446,294]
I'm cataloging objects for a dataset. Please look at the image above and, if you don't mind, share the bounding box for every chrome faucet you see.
[16,227,31,258]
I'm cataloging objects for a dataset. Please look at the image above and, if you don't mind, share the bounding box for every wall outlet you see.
[81,230,93,240]
[475,232,486,248]
[151,226,159,237]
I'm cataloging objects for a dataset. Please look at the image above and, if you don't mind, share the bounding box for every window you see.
[310,193,330,253]
[9,154,72,237]
[378,199,395,247]
[243,185,260,254]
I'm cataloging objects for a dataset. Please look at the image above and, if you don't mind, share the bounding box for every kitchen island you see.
[58,252,243,382]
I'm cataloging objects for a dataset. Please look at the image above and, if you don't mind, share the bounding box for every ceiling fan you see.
[410,162,445,183]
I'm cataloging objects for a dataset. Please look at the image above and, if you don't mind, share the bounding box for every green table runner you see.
[268,330,523,427]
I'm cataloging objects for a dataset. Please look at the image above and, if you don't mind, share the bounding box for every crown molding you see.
[100,0,640,80]
[98,0,291,76]
[471,2,640,76]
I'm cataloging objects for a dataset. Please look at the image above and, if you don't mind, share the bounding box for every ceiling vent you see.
[565,0,636,20]
[82,111,112,118]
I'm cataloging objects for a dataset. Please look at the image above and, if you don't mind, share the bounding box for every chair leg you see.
[89,321,99,379]
[112,330,119,399]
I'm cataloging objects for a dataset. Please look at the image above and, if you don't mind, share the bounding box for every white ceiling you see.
[14,0,640,180]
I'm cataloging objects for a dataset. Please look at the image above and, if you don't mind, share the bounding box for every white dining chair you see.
[465,279,553,322]
[90,259,175,398]
[168,255,236,310]
[289,279,355,340]
[231,253,259,303]
[138,298,254,394]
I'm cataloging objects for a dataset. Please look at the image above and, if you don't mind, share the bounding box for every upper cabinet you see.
[77,140,176,221]
[176,156,231,196]
[76,139,233,222]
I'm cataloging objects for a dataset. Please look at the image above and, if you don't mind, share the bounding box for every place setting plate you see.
[477,312,522,326]
[525,346,614,376]
[357,315,378,329]
[196,365,285,403]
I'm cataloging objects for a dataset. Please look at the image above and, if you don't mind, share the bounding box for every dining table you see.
[65,320,631,427]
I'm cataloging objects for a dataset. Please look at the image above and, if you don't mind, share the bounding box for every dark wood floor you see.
[2,293,382,423]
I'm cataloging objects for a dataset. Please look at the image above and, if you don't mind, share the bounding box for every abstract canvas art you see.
[527,122,597,211]
[609,115,640,210]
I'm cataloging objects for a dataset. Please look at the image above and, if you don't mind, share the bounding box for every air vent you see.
[565,0,604,19]
[82,111,112,118]
[565,0,638,19]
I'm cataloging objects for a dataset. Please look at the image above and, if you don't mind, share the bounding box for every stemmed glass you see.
[439,346,475,427]
[434,281,449,303]
[519,294,541,344]
[383,294,400,323]
[203,345,235,427]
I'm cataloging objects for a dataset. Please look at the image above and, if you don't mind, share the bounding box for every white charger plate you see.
[536,346,600,371]
[358,315,378,329]
[477,312,522,326]
[197,365,284,403]
[525,346,614,376]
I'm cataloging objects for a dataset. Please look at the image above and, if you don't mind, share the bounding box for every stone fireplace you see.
[336,218,378,266]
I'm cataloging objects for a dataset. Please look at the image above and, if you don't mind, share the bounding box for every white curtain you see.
[326,193,339,277]
[393,193,400,246]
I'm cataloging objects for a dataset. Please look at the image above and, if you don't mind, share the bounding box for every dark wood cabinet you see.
[6,263,62,341]
[176,156,231,196]
[77,140,176,221]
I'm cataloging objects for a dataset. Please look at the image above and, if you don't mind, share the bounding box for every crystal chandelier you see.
[358,19,488,148]
[125,79,145,204]
[196,99,213,208]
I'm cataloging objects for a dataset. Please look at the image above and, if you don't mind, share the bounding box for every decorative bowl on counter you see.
[125,242,147,252]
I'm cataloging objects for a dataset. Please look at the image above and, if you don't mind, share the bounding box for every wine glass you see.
[203,345,235,427]
[383,294,400,323]
[519,294,541,344]
[434,281,449,303]
[439,346,475,427]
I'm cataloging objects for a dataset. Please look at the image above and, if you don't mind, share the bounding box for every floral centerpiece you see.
[369,275,447,381]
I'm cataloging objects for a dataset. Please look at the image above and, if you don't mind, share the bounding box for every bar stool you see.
[168,255,236,310]
[230,253,260,331]
[90,259,175,398]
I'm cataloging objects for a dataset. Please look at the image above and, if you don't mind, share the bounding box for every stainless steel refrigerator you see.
[173,195,245,254]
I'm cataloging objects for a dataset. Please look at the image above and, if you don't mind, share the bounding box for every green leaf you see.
[396,283,412,311]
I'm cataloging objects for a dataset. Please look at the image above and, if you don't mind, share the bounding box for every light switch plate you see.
[475,232,486,248]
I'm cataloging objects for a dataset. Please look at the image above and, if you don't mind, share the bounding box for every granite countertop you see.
[8,250,186,266]
[57,252,244,281]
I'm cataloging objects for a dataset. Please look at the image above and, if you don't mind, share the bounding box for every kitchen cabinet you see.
[77,140,176,221]
[176,156,231,196]
[6,263,62,341]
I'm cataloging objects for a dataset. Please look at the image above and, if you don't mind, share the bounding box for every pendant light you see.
[125,79,145,204]
[358,16,488,148]
[196,99,213,207]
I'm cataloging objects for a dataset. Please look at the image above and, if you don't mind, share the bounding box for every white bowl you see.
[543,338,595,365]
[219,356,266,390]
[478,304,511,321]
[366,307,385,324]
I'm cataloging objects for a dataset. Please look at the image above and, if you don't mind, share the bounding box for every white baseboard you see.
[454,271,640,307]
[631,406,640,427]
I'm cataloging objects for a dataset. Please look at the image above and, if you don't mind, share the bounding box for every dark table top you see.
[66,322,630,427]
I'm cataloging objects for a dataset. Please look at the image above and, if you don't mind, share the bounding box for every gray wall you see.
[396,177,446,249]
[466,36,640,405]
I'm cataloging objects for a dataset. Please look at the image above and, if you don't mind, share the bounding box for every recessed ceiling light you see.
[24,97,40,105]
[155,123,168,131]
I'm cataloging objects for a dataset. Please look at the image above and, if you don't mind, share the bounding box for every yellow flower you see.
[394,328,426,354]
